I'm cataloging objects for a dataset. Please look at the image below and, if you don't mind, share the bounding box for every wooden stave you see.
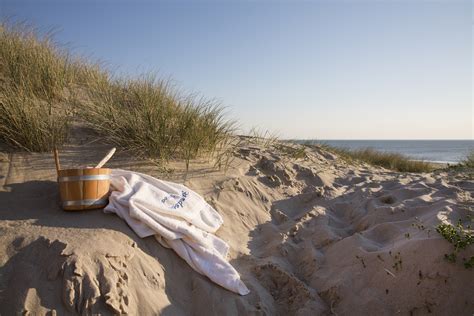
[57,168,111,211]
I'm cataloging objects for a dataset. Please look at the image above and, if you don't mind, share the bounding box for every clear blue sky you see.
[1,0,472,139]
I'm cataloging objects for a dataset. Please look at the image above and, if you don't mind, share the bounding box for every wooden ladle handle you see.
[95,148,116,168]
[53,148,61,174]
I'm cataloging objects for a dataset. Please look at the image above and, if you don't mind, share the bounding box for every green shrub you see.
[436,220,473,268]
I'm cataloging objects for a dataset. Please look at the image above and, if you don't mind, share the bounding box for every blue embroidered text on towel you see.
[104,169,250,296]
[161,190,189,209]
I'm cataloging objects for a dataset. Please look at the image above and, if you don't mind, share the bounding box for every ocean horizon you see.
[293,139,473,164]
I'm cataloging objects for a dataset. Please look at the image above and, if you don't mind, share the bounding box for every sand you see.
[0,136,473,315]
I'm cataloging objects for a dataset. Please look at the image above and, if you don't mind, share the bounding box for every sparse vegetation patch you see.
[462,151,474,168]
[436,220,473,268]
[316,145,433,173]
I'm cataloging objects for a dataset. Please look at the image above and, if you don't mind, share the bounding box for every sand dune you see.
[0,139,473,315]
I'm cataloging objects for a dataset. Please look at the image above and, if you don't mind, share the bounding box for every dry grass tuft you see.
[0,21,108,151]
[0,87,69,151]
[463,151,474,168]
[320,145,433,173]
[240,127,279,149]
[0,21,234,167]
[78,75,235,169]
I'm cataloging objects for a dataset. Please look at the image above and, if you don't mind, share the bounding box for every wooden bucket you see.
[57,168,111,211]
[54,148,115,211]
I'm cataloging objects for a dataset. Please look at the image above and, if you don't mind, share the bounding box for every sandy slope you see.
[0,139,473,315]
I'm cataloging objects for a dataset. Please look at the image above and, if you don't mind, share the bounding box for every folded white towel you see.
[104,169,250,295]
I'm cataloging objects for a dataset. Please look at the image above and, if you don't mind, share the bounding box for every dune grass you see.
[0,86,69,151]
[0,21,234,167]
[80,76,234,168]
[0,22,108,151]
[321,145,433,173]
[244,127,279,149]
[462,151,474,168]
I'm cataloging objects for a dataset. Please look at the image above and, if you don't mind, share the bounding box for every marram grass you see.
[79,76,235,168]
[463,151,474,168]
[0,21,108,151]
[0,21,234,166]
[320,145,433,173]
[0,86,69,151]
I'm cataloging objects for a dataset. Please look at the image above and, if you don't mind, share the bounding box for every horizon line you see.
[287,138,474,141]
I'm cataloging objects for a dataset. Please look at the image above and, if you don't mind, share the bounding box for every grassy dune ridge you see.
[0,21,468,173]
[80,75,235,167]
[0,22,233,165]
[318,145,434,173]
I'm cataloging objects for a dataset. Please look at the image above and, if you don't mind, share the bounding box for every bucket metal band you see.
[58,174,110,182]
[62,198,109,207]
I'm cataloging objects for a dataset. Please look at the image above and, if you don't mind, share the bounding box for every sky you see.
[1,0,472,140]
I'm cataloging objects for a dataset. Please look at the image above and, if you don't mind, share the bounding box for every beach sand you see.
[0,137,473,315]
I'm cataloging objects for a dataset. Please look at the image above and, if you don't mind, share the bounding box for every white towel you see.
[103,169,250,295]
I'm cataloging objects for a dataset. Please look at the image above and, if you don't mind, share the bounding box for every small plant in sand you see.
[444,151,474,174]
[411,220,426,231]
[462,151,474,168]
[464,256,474,269]
[274,143,307,159]
[390,251,403,272]
[411,218,433,237]
[355,254,366,268]
[436,219,473,268]
[243,127,279,149]
[212,136,244,171]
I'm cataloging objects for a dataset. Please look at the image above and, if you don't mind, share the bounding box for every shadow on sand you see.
[0,180,226,315]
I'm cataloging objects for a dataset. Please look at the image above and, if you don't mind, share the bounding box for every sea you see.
[294,140,474,164]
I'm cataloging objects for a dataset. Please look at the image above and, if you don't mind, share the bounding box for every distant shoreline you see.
[291,139,472,164]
